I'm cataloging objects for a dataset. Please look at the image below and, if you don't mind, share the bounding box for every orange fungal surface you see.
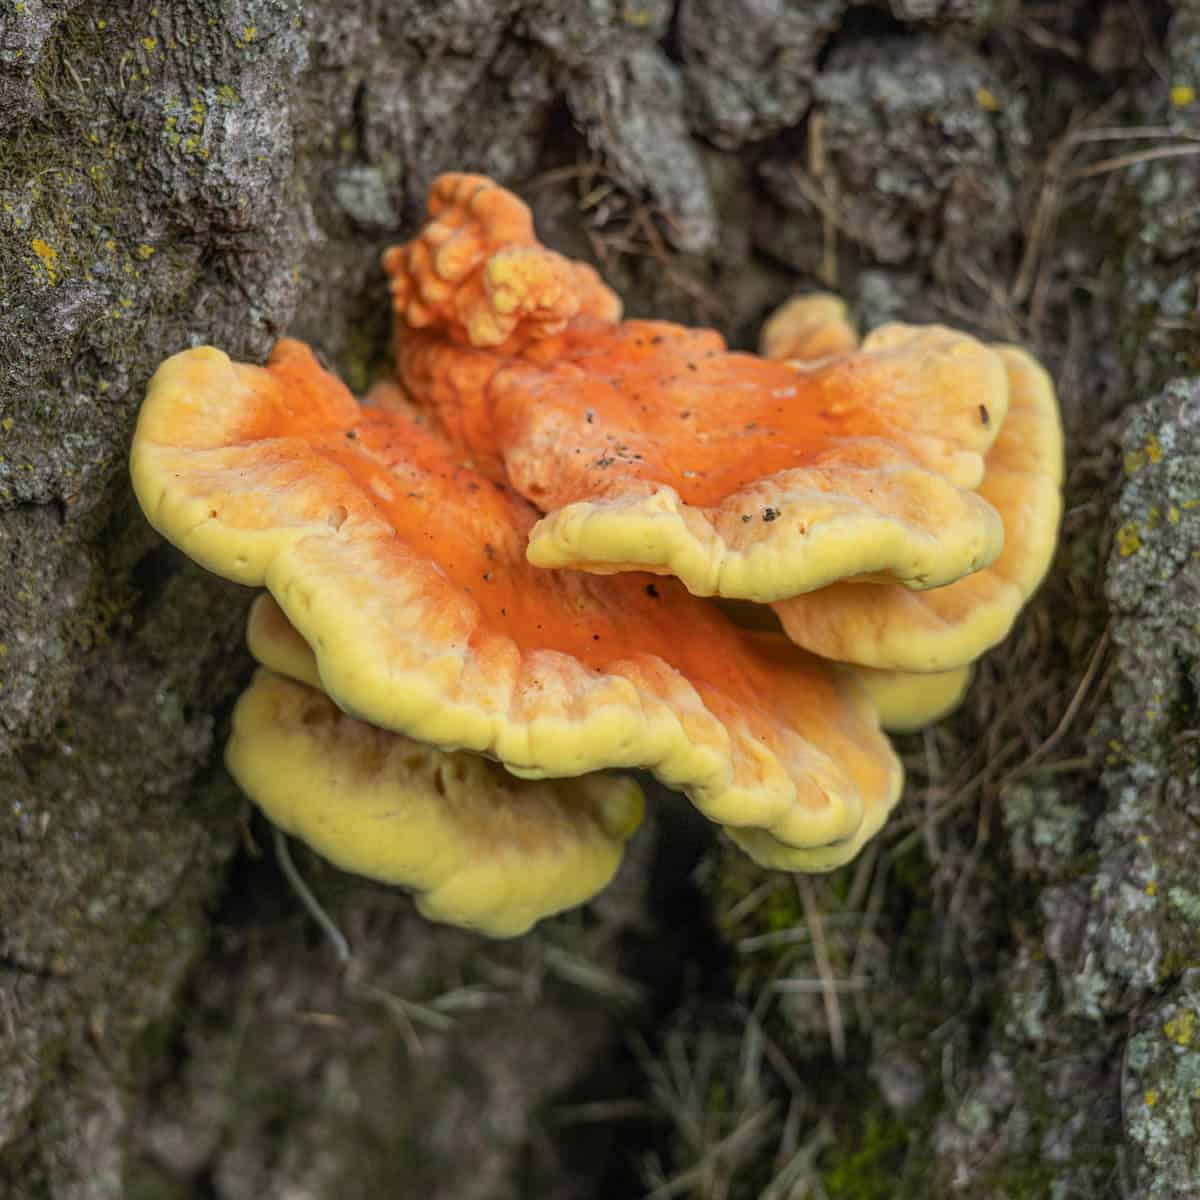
[386,175,1010,601]
[131,338,902,869]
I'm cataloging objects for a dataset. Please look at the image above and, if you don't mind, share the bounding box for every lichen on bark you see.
[2,1,1198,1197]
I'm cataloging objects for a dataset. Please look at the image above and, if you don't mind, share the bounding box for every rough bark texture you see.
[1,1,1197,1197]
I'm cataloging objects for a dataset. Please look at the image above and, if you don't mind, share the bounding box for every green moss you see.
[124,1160,193,1200]
[976,1161,1060,1197]
[760,885,805,934]
[36,1031,73,1088]
[823,1112,915,1200]
[889,841,933,899]
[340,302,392,394]
[127,1014,180,1083]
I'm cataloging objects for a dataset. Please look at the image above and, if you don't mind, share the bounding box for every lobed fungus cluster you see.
[130,174,1062,936]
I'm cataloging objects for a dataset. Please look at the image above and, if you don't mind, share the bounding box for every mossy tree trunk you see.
[1,2,1197,1197]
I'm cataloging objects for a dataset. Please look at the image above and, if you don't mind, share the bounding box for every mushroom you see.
[130,338,903,877]
[131,177,1063,929]
[385,173,1011,602]
[758,293,860,362]
[230,597,642,937]
[383,171,622,351]
[764,303,1064,672]
[838,663,973,734]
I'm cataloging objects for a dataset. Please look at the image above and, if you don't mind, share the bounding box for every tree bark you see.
[1,1,1197,1196]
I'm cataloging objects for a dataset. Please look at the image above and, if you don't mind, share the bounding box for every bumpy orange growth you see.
[382,173,620,350]
[131,339,902,869]
[386,174,1010,601]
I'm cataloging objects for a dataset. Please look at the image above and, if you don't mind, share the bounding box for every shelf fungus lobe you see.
[386,174,1011,602]
[131,338,903,895]
[763,301,1064,673]
[231,597,642,937]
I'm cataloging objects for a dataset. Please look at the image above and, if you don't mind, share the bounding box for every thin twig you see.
[1002,625,1111,782]
[795,878,845,1063]
[273,826,350,966]
[1067,143,1200,179]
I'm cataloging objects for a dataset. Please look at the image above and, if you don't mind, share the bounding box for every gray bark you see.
[1,1,1197,1196]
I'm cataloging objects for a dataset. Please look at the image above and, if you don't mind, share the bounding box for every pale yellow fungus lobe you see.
[229,663,642,937]
[837,663,974,734]
[758,293,859,362]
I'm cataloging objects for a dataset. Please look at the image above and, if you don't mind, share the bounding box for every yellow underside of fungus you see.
[232,612,642,936]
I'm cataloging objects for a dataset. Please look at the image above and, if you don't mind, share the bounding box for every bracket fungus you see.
[129,172,1062,934]
[230,596,643,936]
[386,174,1011,602]
[131,337,903,934]
[383,171,622,352]
[764,302,1064,673]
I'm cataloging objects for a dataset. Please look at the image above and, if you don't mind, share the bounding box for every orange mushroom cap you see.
[130,338,902,868]
[385,175,1010,602]
[770,341,1063,672]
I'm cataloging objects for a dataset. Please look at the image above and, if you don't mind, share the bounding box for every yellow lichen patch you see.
[975,86,1000,111]
[228,667,643,937]
[1171,84,1196,108]
[1164,1011,1196,1047]
[1125,435,1164,474]
[1116,521,1142,558]
[30,237,58,283]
